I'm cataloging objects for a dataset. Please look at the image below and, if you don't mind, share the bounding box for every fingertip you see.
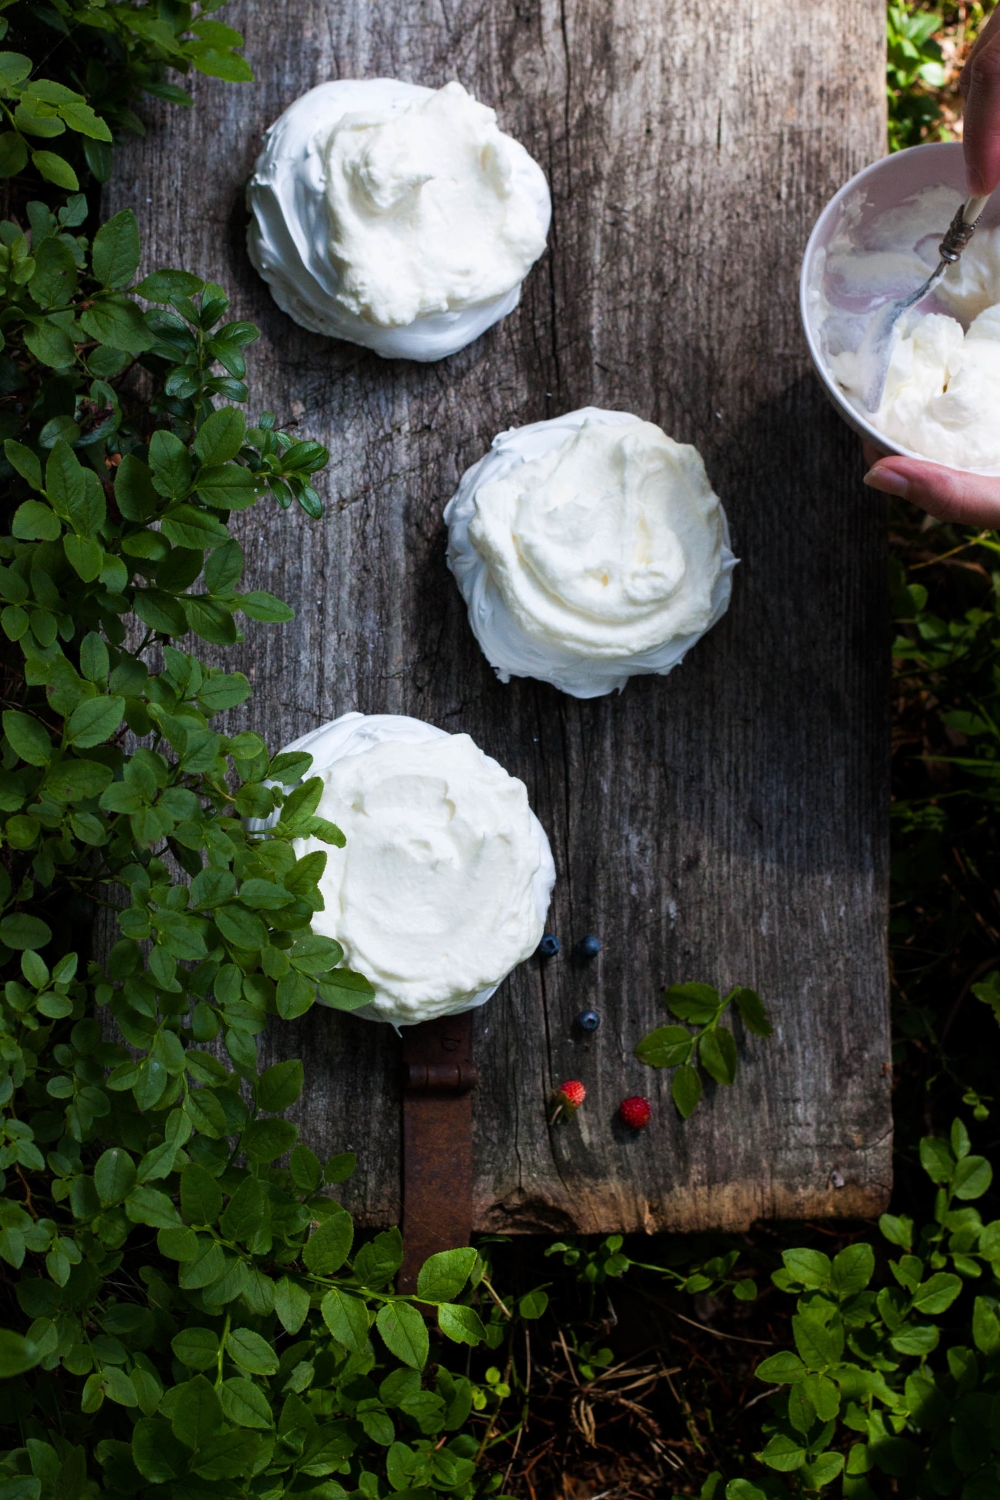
[863,463,909,498]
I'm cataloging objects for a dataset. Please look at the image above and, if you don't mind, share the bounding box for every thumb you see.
[863,456,1000,526]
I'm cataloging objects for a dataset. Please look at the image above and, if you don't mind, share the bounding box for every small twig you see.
[557,1327,581,1386]
[670,1309,773,1345]
[15,1165,37,1220]
[480,1274,512,1318]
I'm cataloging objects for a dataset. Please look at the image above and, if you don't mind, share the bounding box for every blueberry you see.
[576,1009,600,1033]
[539,933,560,957]
[576,935,602,961]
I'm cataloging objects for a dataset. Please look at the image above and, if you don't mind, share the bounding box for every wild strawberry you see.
[619,1095,651,1129]
[550,1078,586,1123]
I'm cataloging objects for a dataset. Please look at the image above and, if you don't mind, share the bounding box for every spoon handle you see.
[939,194,990,262]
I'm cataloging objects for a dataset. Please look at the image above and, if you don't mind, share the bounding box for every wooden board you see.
[109,0,893,1234]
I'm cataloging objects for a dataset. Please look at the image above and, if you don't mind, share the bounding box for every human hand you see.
[862,443,1000,525]
[962,5,1000,196]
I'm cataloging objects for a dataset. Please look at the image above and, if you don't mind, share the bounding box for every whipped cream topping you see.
[246,79,551,362]
[445,409,736,698]
[818,185,1000,472]
[274,713,554,1027]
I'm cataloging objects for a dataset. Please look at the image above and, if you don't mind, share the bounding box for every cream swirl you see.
[246,79,550,362]
[273,714,554,1027]
[445,409,736,698]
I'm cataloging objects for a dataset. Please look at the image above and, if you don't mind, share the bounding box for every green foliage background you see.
[2,2,1000,1499]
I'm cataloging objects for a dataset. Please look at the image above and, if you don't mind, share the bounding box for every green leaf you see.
[0,130,28,177]
[65,696,125,748]
[167,1374,223,1450]
[733,986,773,1036]
[125,1186,181,1229]
[665,982,721,1023]
[0,1328,41,1377]
[242,1117,297,1161]
[274,1277,310,1335]
[699,1026,737,1086]
[172,1327,219,1371]
[160,503,229,550]
[4,440,42,490]
[671,1064,702,1117]
[0,913,52,950]
[437,1303,486,1346]
[290,934,347,975]
[800,1453,844,1489]
[217,1176,267,1244]
[194,407,247,465]
[254,1059,304,1111]
[416,1247,477,1303]
[321,1287,370,1354]
[215,903,268,950]
[911,1272,962,1314]
[204,538,244,594]
[132,1416,188,1482]
[303,1210,354,1274]
[3,711,52,766]
[973,1295,1000,1355]
[195,463,264,509]
[94,1147,136,1207]
[238,589,295,622]
[831,1243,875,1298]
[220,1376,273,1429]
[31,149,79,189]
[792,1310,843,1369]
[755,1351,807,1384]
[12,498,60,540]
[191,45,254,83]
[782,1249,832,1290]
[634,1024,692,1068]
[92,209,141,287]
[58,100,112,141]
[80,297,154,353]
[919,1134,955,1185]
[759,1432,807,1473]
[181,1163,223,1226]
[953,1155,992,1200]
[64,533,104,582]
[879,1213,914,1250]
[325,1152,357,1184]
[377,1302,429,1369]
[0,52,32,89]
[135,268,205,299]
[115,455,158,521]
[226,1326,279,1376]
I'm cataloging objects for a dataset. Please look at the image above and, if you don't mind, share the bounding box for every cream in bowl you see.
[246,79,551,362]
[263,713,554,1027]
[445,408,736,699]
[801,142,1000,475]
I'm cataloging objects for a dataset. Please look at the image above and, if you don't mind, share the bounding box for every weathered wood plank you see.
[109,0,892,1233]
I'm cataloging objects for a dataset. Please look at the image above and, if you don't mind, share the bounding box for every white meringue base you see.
[263,713,555,1027]
[445,408,738,699]
[246,79,552,362]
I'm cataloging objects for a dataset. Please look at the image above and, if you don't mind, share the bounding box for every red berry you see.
[559,1079,586,1109]
[619,1095,651,1129]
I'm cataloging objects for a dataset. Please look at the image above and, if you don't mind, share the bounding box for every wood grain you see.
[108,0,893,1233]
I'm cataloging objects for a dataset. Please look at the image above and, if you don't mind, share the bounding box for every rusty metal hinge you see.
[397,1011,477,1293]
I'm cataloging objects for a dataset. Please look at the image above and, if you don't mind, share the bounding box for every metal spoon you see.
[860,193,991,414]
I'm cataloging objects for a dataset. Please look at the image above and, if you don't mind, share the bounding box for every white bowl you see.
[800,141,1000,464]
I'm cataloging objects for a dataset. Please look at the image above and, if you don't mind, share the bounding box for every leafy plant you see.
[634,983,772,1118]
[726,1118,1000,1498]
[887,3,949,149]
[0,3,532,1496]
[545,1233,758,1302]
